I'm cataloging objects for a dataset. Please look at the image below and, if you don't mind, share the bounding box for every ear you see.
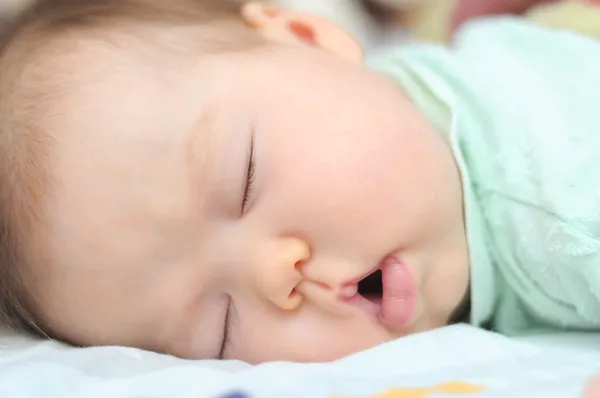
[241,2,364,63]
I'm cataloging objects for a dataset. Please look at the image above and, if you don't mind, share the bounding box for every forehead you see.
[41,46,220,271]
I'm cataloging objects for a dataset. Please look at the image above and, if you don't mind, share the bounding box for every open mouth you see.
[344,256,417,330]
[357,269,383,301]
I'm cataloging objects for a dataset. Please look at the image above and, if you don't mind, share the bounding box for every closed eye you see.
[218,298,232,359]
[242,134,255,214]
[219,299,231,359]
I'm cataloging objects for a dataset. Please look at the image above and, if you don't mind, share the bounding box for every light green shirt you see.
[368,17,600,334]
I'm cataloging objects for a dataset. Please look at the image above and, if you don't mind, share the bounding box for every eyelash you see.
[242,136,255,213]
[221,137,253,357]
[219,299,232,359]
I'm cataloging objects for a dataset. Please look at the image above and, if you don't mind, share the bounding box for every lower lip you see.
[379,256,417,329]
[345,256,417,330]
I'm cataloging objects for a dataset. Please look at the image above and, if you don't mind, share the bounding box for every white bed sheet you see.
[0,325,598,398]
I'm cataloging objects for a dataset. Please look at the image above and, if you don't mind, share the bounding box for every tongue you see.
[379,256,416,329]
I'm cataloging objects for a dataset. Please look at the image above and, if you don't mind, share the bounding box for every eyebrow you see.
[185,106,219,172]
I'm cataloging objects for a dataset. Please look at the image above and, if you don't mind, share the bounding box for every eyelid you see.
[219,297,232,359]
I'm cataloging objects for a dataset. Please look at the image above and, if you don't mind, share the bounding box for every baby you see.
[1,0,599,365]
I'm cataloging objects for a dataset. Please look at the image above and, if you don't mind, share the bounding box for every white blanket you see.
[0,325,598,398]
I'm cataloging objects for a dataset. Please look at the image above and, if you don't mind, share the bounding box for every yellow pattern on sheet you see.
[336,381,485,398]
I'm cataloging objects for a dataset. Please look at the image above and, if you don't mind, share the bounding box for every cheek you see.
[231,305,386,363]
[261,107,457,247]
[266,148,391,245]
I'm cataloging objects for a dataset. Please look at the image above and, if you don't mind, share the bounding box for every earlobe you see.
[240,2,364,63]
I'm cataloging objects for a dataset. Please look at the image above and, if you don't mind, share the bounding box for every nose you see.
[255,237,311,310]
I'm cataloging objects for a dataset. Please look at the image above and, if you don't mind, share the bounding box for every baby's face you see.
[37,44,469,363]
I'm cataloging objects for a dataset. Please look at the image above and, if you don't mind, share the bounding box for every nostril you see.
[280,288,303,310]
[295,259,307,269]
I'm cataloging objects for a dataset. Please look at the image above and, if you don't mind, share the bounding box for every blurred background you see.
[0,0,33,19]
[0,0,418,50]
[0,0,560,51]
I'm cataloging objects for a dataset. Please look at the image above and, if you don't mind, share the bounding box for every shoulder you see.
[452,18,600,331]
